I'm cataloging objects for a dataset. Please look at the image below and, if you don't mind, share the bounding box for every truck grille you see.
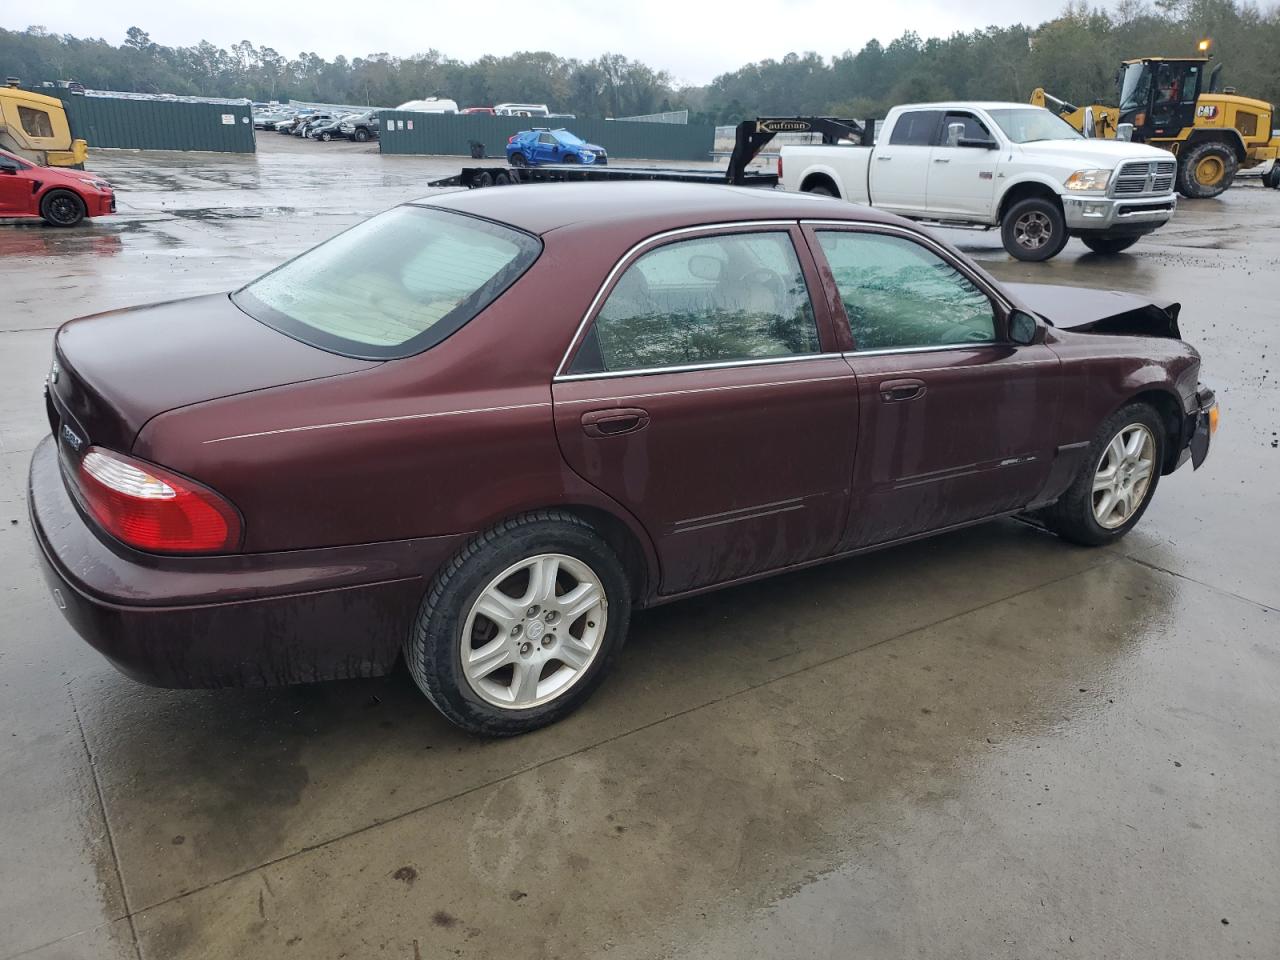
[1111,159,1177,196]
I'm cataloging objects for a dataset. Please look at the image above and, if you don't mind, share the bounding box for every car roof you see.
[896,101,1043,111]
[417,181,905,237]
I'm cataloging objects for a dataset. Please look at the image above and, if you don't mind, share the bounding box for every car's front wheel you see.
[1001,197,1068,261]
[354,128,369,142]
[1040,402,1165,546]
[406,511,631,736]
[40,189,87,227]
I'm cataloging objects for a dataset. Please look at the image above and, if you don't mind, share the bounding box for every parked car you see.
[0,147,114,226]
[338,112,381,142]
[495,103,549,117]
[397,98,458,114]
[29,183,1217,735]
[274,115,308,134]
[461,107,495,115]
[295,114,334,137]
[506,128,608,166]
[779,101,1179,261]
[309,115,355,142]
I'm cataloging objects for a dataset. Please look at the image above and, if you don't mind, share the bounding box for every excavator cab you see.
[1117,58,1209,143]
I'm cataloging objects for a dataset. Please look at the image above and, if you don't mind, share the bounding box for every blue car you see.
[505,128,608,166]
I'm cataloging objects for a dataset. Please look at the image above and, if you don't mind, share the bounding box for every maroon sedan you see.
[29,183,1217,735]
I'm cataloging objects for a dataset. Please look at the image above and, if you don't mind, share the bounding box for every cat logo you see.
[1195,104,1219,119]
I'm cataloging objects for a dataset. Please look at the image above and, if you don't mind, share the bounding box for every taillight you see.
[508,135,517,143]
[75,447,242,554]
[777,155,783,178]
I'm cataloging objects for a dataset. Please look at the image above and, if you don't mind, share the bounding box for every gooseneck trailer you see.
[427,117,873,190]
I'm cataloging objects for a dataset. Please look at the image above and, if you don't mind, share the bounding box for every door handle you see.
[876,155,893,161]
[581,407,650,438]
[878,379,926,403]
[933,157,952,163]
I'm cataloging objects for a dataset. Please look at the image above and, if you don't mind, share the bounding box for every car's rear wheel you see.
[354,128,370,143]
[1040,402,1165,546]
[1001,197,1069,261]
[803,183,836,197]
[1080,235,1140,255]
[509,152,526,167]
[405,511,631,736]
[40,189,87,227]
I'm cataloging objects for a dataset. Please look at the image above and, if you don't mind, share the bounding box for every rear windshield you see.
[233,205,541,360]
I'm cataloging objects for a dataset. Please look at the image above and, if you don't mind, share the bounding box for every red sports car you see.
[0,148,115,226]
[29,183,1216,735]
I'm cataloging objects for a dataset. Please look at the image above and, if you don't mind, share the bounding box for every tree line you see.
[3,0,1278,123]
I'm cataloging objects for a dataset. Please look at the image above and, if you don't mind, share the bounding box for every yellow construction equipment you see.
[0,80,88,168]
[1032,41,1280,198]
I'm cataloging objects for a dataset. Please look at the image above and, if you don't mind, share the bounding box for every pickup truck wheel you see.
[1002,198,1068,261]
[1040,402,1165,546]
[40,189,87,228]
[1176,142,1237,199]
[405,511,631,736]
[1080,235,1140,255]
[353,128,369,143]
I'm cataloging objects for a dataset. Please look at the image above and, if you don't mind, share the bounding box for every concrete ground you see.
[1,135,1277,960]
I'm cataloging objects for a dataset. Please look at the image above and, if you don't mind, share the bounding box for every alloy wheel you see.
[1092,423,1156,529]
[1013,211,1053,250]
[460,554,607,709]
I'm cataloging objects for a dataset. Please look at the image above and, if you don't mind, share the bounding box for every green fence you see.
[378,114,714,161]
[61,96,256,153]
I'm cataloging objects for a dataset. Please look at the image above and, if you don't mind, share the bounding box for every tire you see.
[1040,402,1166,546]
[1176,141,1237,199]
[472,171,494,188]
[803,182,836,197]
[561,153,578,164]
[40,189,86,227]
[1264,164,1280,190]
[353,128,370,143]
[494,171,512,186]
[319,131,332,142]
[405,511,632,736]
[509,152,526,167]
[1001,197,1069,261]
[1080,235,1141,255]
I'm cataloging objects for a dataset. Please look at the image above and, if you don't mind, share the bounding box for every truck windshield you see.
[1119,63,1151,112]
[986,108,1083,143]
[233,206,542,360]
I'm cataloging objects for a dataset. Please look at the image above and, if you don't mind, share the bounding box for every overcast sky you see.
[7,0,1084,85]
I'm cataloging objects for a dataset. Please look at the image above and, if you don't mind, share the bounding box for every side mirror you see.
[1116,123,1135,141]
[1008,310,1039,346]
[959,137,998,149]
[0,161,18,174]
[945,122,965,147]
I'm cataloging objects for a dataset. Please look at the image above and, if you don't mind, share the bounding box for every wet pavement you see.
[1,137,1278,959]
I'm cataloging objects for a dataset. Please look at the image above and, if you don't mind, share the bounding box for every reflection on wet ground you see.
[1,137,1277,959]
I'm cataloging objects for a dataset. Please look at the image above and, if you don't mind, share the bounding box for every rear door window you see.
[888,111,942,146]
[234,206,541,360]
[569,232,819,375]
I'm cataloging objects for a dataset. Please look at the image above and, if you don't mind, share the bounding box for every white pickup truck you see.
[779,101,1179,261]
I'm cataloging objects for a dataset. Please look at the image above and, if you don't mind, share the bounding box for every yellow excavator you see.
[1032,41,1280,198]
[0,79,88,168]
